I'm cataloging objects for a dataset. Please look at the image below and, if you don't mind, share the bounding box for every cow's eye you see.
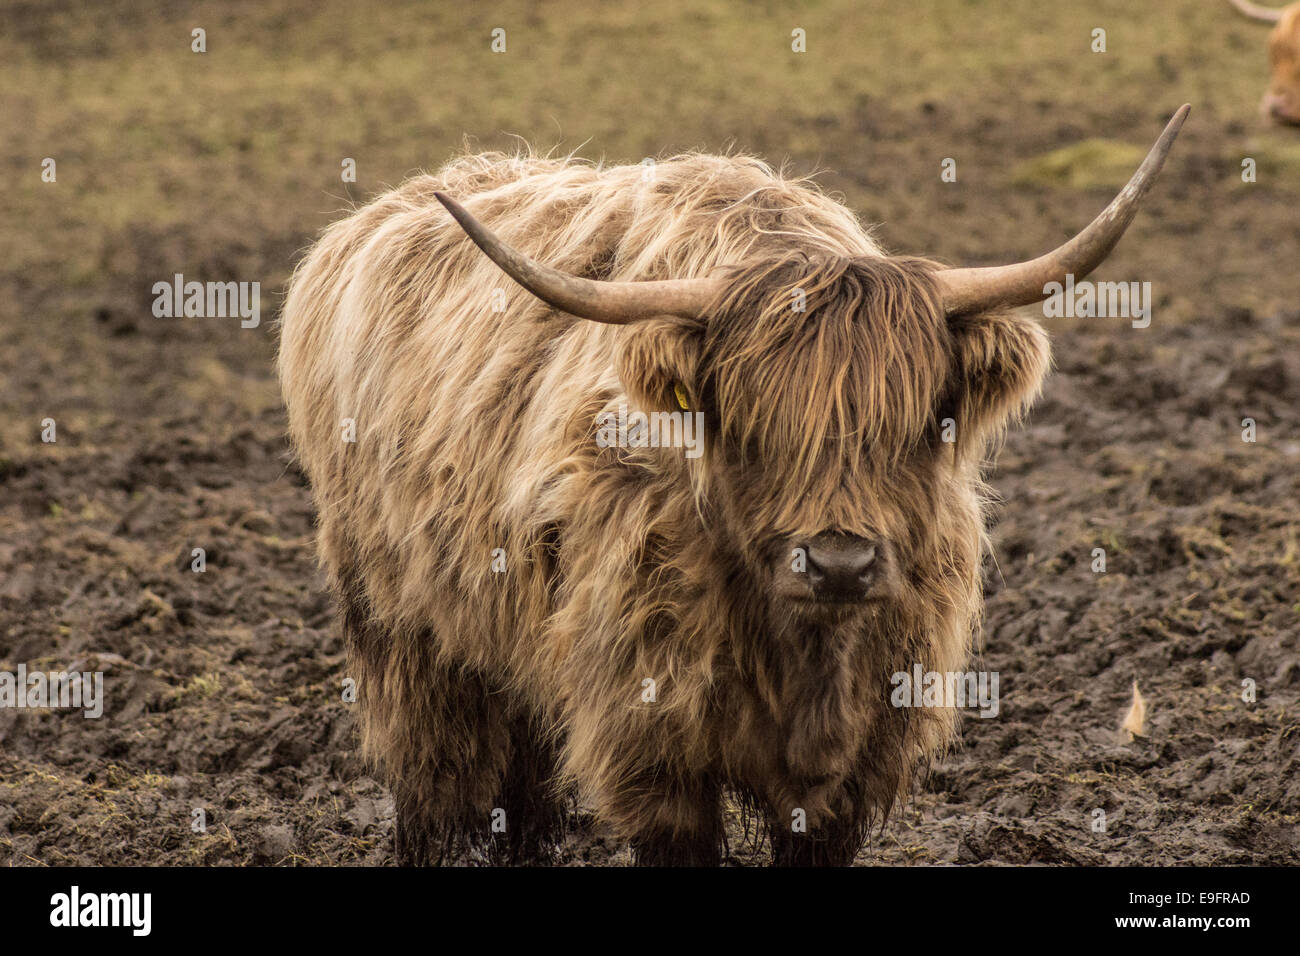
[673,382,691,411]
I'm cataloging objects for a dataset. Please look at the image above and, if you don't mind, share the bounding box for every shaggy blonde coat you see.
[278,150,1048,864]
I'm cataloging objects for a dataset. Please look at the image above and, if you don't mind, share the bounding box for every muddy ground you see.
[1,0,1297,865]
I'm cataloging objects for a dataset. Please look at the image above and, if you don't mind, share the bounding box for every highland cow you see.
[1230,0,1300,124]
[278,106,1188,866]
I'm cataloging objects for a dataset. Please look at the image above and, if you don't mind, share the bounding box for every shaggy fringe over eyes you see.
[702,254,951,499]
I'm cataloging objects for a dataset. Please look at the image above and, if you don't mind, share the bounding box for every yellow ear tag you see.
[673,383,691,411]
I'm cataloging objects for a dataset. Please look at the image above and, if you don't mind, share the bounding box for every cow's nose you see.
[1264,93,1299,125]
[805,537,880,599]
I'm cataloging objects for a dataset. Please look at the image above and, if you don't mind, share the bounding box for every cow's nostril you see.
[805,539,880,597]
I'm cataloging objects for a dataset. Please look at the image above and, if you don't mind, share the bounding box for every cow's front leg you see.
[768,805,868,866]
[613,771,724,866]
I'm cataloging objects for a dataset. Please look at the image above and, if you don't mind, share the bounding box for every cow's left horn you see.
[434,192,721,323]
[935,104,1190,317]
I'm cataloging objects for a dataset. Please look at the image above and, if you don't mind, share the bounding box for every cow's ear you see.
[943,310,1050,453]
[616,317,703,413]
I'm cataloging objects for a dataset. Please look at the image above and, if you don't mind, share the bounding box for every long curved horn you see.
[935,104,1190,317]
[434,192,720,324]
[1228,0,1284,23]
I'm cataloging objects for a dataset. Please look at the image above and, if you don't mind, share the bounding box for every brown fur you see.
[1266,6,1300,123]
[277,149,1050,865]
[1238,2,1300,124]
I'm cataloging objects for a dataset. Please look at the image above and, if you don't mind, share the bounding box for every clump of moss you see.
[1012,139,1150,190]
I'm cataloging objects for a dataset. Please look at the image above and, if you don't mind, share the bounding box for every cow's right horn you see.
[435,192,721,324]
[935,104,1190,317]
[1228,0,1285,23]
